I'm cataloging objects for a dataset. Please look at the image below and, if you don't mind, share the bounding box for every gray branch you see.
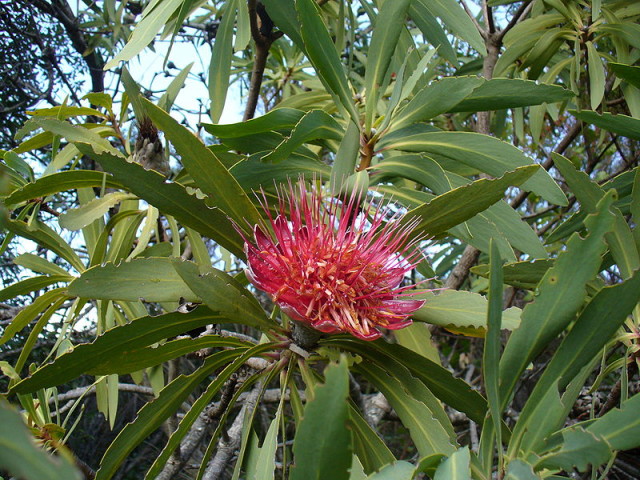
[202,382,264,480]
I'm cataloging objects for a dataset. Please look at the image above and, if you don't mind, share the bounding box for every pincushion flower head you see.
[242,179,426,341]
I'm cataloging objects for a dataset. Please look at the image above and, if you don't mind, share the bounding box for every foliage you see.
[2,0,640,479]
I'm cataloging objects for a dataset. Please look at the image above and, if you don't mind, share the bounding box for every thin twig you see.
[460,0,486,38]
[497,0,534,42]
[482,0,496,35]
[510,120,583,210]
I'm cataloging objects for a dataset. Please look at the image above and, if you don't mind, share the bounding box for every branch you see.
[482,0,496,35]
[243,1,283,120]
[49,383,155,417]
[510,120,583,210]
[598,360,638,417]
[202,381,263,480]
[29,0,105,93]
[460,0,486,38]
[444,19,502,290]
[155,375,240,480]
[496,0,534,42]
[444,245,482,290]
[50,383,154,405]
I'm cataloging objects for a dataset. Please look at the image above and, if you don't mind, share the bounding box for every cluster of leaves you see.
[1,0,640,479]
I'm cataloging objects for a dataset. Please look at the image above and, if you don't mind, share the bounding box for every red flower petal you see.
[243,179,429,341]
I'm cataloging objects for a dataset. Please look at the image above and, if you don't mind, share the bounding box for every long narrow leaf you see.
[290,359,352,480]
[296,0,359,124]
[209,0,237,122]
[11,308,225,394]
[363,0,411,132]
[324,338,488,424]
[95,349,246,480]
[74,143,245,257]
[484,240,504,457]
[142,100,262,230]
[498,192,616,408]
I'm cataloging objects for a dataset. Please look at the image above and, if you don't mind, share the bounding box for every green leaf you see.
[471,259,553,289]
[394,323,441,365]
[158,61,193,111]
[83,92,113,112]
[121,67,145,120]
[27,117,122,157]
[95,336,251,375]
[587,392,640,451]
[262,0,304,49]
[263,110,343,163]
[0,274,70,302]
[484,240,504,452]
[209,0,237,122]
[498,192,616,409]
[0,400,82,480]
[290,359,352,480]
[374,155,452,196]
[348,405,396,474]
[365,461,415,480]
[553,152,640,279]
[520,28,571,80]
[391,77,484,131]
[249,403,282,480]
[357,362,456,457]
[3,170,124,206]
[3,151,34,180]
[171,259,274,330]
[330,120,361,192]
[402,166,538,238]
[433,447,471,480]
[412,0,486,55]
[512,270,640,455]
[144,343,276,479]
[68,257,198,303]
[504,460,539,480]
[13,253,73,277]
[202,108,306,139]
[449,79,575,112]
[536,428,611,472]
[610,62,640,89]
[586,42,605,110]
[59,191,136,230]
[296,0,359,124]
[10,307,226,394]
[413,290,521,334]
[407,4,456,64]
[95,349,246,480]
[570,110,640,141]
[363,0,411,131]
[214,131,299,154]
[104,0,183,69]
[142,99,263,231]
[0,218,85,272]
[598,23,640,50]
[375,158,548,259]
[0,288,67,345]
[231,156,331,193]
[323,338,488,425]
[276,91,335,111]
[415,454,447,477]
[380,131,567,206]
[74,144,245,257]
[28,105,105,119]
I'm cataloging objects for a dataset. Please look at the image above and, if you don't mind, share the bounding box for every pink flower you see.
[242,179,426,341]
